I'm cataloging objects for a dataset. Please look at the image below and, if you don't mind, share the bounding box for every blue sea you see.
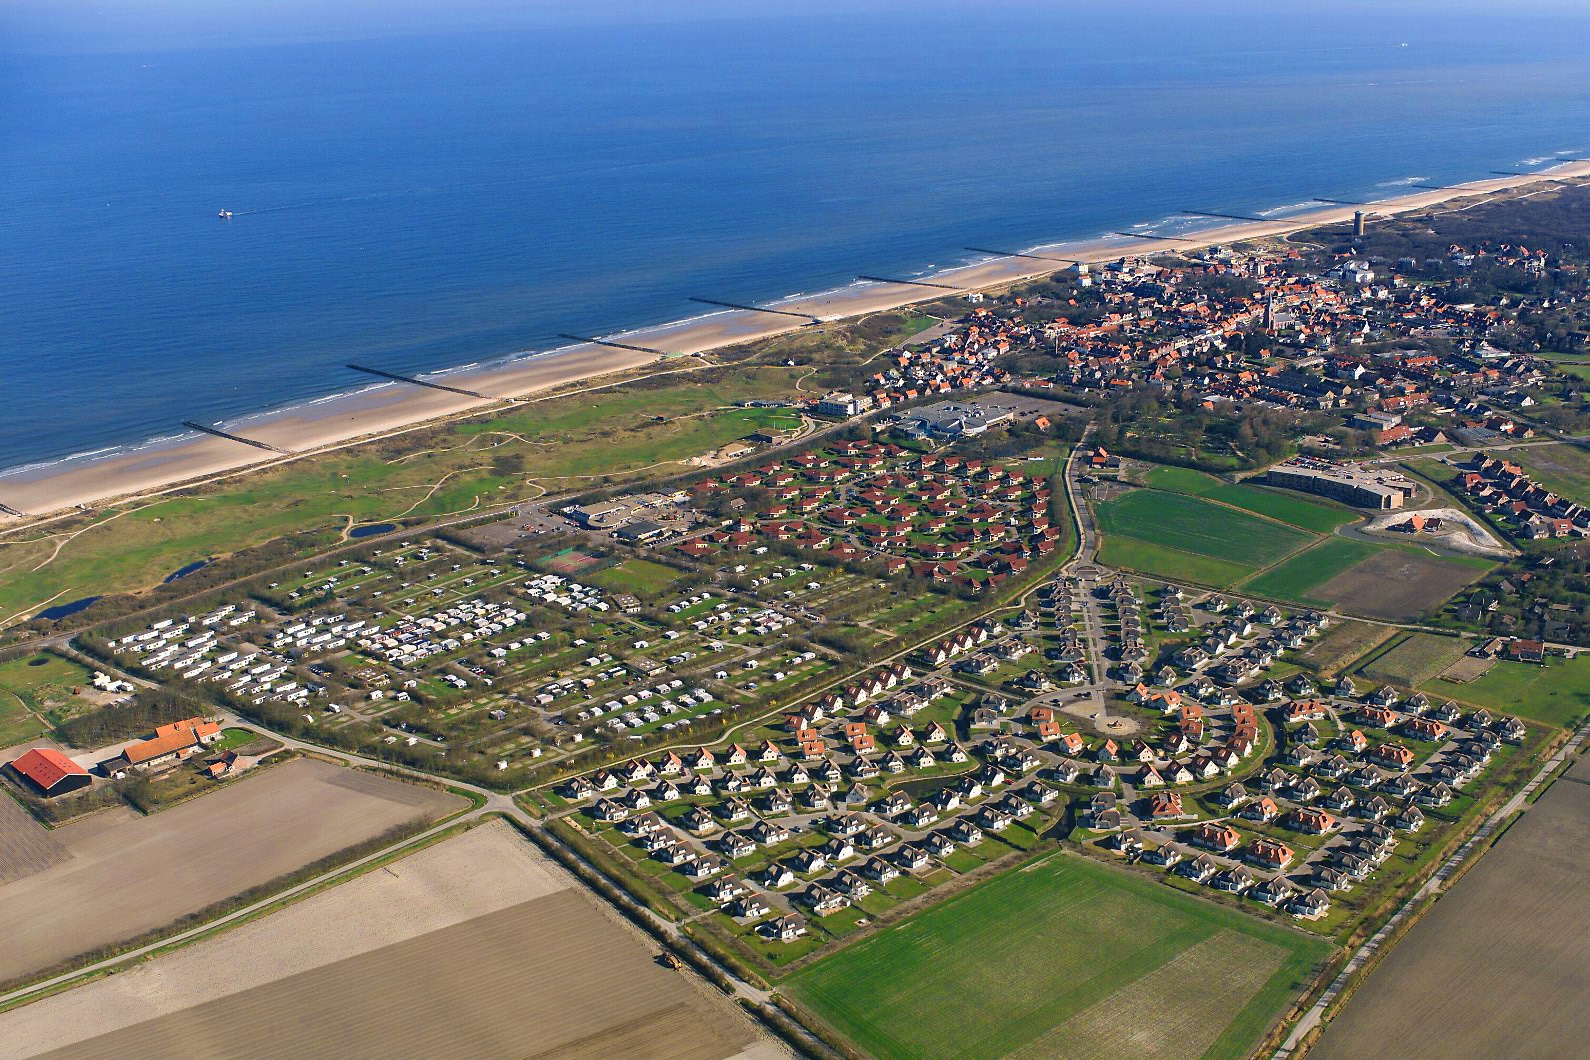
[2,1,1588,473]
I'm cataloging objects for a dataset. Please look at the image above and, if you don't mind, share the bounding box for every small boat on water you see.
[217,209,233,219]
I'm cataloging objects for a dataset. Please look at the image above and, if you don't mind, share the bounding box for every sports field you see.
[785,853,1328,1060]
[1096,489,1313,575]
[1237,538,1379,604]
[1423,655,1590,729]
[585,557,686,597]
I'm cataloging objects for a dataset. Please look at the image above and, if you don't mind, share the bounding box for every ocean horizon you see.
[3,2,1590,475]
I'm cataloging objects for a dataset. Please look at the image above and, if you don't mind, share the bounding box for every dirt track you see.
[0,822,778,1060]
[1312,756,1590,1058]
[0,758,462,985]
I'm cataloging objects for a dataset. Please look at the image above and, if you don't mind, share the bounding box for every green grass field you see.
[1141,465,1355,534]
[1238,537,1381,604]
[1203,484,1355,535]
[0,652,90,745]
[0,652,91,710]
[1096,537,1257,588]
[1096,489,1314,572]
[1424,655,1590,730]
[1142,465,1222,496]
[585,558,686,598]
[785,853,1329,1060]
[1510,443,1590,507]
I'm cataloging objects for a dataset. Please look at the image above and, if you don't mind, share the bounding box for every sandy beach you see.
[4,162,1587,522]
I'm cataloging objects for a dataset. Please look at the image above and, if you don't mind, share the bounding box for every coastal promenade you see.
[3,161,1588,522]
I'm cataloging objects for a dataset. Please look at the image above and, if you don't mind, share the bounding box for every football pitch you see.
[784,853,1329,1060]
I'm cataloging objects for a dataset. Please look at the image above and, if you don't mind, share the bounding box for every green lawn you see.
[584,558,686,598]
[0,652,92,710]
[784,852,1330,1060]
[210,727,265,752]
[1238,538,1381,604]
[1097,489,1314,569]
[0,695,46,747]
[1423,655,1590,730]
[1142,465,1222,496]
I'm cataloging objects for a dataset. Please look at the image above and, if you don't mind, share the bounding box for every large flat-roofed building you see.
[1263,458,1415,510]
[887,401,1013,440]
[7,747,92,797]
[565,500,632,530]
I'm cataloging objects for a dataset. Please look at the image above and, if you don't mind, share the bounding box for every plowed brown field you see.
[0,758,462,985]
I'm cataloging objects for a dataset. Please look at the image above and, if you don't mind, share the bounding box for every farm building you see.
[118,717,223,772]
[7,747,92,797]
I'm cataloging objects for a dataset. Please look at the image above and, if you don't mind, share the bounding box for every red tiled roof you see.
[10,747,88,791]
[122,719,219,766]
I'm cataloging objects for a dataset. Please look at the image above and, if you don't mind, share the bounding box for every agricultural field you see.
[1295,619,1394,679]
[1352,633,1470,689]
[1312,752,1590,1060]
[1141,465,1357,535]
[1095,536,1255,588]
[1094,487,1321,591]
[1422,655,1590,730]
[785,852,1328,1060]
[0,758,464,985]
[1236,538,1381,606]
[0,792,70,888]
[1309,550,1489,622]
[0,821,773,1060]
